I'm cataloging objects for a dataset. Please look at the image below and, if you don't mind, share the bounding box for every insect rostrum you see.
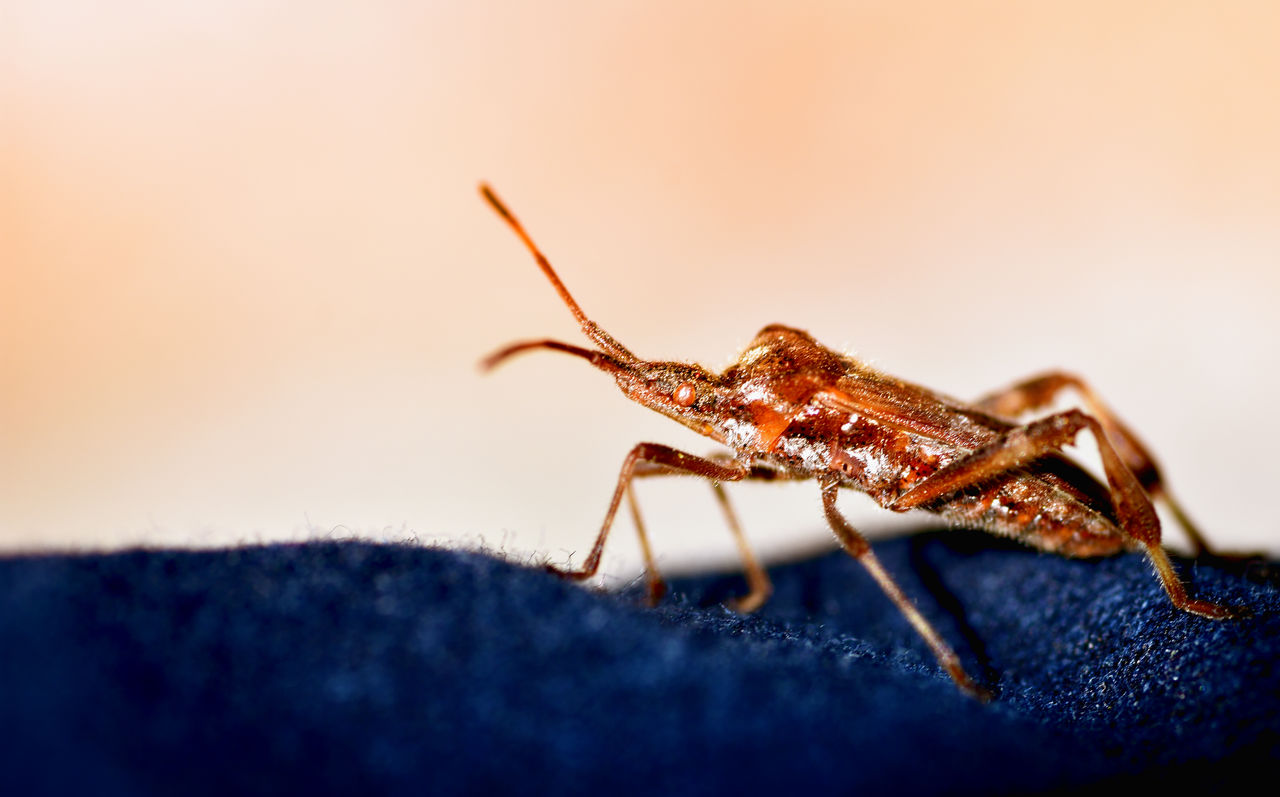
[479,183,1238,700]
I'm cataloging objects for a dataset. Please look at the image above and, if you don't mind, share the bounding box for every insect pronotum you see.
[478,183,1237,699]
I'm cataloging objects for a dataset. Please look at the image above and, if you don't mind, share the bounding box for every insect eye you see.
[672,382,697,407]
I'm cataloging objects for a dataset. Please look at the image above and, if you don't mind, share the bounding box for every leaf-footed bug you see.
[478,184,1239,699]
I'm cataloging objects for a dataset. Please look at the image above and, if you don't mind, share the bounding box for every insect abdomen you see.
[937,473,1128,557]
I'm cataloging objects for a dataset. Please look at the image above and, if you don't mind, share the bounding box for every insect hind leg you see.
[973,371,1218,557]
[888,408,1239,620]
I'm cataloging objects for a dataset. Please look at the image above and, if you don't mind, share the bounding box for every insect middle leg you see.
[820,478,990,700]
[973,371,1214,556]
[888,409,1235,620]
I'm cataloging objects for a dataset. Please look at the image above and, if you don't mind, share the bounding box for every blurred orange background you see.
[4,2,1278,581]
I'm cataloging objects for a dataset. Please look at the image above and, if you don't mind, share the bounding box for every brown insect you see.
[478,183,1237,699]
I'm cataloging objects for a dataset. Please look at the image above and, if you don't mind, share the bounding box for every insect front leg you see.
[621,484,667,606]
[628,454,793,612]
[887,409,1237,620]
[546,443,748,599]
[820,479,990,700]
[973,371,1215,556]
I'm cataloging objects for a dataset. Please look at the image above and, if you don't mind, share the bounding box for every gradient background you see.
[5,2,1278,585]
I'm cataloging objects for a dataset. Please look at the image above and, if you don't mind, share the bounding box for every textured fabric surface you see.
[1,530,1276,795]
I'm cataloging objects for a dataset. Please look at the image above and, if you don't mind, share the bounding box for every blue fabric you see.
[1,531,1276,795]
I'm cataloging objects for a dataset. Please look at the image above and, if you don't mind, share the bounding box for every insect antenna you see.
[479,338,630,376]
[479,183,639,366]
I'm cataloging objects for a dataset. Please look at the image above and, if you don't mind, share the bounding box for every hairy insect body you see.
[725,326,1131,560]
[479,183,1238,699]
